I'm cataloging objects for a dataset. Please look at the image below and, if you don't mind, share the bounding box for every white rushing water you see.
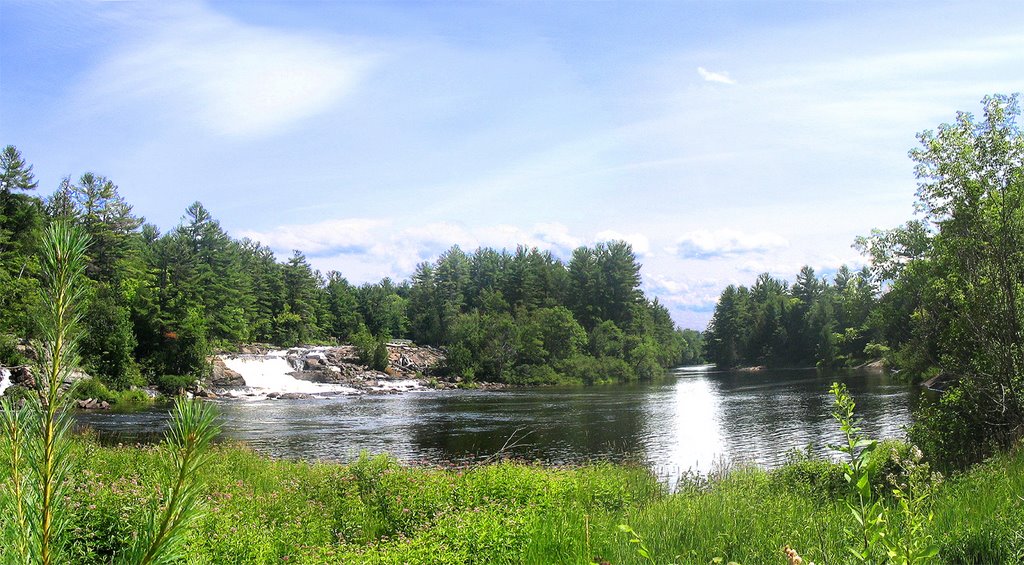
[221,350,360,397]
[0,367,10,396]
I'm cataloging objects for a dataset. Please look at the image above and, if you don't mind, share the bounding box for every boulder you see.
[76,398,111,410]
[11,366,34,388]
[210,357,245,387]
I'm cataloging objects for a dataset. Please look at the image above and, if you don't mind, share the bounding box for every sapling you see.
[0,222,220,564]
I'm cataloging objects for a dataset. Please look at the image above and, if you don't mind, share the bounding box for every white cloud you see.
[78,3,377,138]
[644,274,722,309]
[594,230,651,256]
[697,66,737,85]
[238,218,655,282]
[669,229,788,259]
[238,218,390,255]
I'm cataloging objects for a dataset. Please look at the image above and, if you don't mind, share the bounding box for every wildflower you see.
[783,545,814,565]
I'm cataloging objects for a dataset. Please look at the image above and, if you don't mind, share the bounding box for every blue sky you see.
[3,1,1023,329]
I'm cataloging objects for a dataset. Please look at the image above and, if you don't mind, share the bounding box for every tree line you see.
[704,264,877,369]
[705,94,1024,470]
[0,149,702,389]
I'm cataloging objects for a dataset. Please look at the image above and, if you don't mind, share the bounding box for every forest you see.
[0,147,703,391]
[706,94,1024,470]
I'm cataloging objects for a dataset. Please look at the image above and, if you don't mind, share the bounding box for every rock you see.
[64,369,92,388]
[11,366,34,388]
[194,387,218,398]
[277,392,311,400]
[76,398,111,410]
[210,357,246,387]
[922,372,958,392]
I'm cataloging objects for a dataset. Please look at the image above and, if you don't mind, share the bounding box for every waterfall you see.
[220,350,359,396]
[0,367,10,396]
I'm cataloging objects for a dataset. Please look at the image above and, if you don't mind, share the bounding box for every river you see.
[75,366,919,481]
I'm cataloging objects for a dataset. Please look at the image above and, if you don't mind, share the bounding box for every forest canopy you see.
[0,152,702,388]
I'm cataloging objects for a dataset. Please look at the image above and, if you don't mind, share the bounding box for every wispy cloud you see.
[76,3,377,138]
[669,229,788,259]
[238,219,656,281]
[697,66,736,85]
[644,274,722,310]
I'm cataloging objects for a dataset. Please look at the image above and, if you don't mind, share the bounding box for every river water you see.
[75,366,919,479]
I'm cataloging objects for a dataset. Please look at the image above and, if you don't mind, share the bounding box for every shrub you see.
[155,374,195,395]
[1,384,34,404]
[558,355,633,384]
[772,447,846,498]
[116,389,152,405]
[509,364,563,385]
[71,377,118,404]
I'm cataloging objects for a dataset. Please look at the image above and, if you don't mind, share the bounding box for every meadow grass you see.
[61,438,1024,564]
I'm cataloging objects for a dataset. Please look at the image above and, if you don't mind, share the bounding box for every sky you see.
[2,1,1023,330]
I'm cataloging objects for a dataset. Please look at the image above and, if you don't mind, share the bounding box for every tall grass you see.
[52,439,1024,564]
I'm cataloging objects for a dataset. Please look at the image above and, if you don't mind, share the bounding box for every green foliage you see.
[854,95,1024,467]
[15,432,1022,564]
[616,523,657,564]
[352,327,390,371]
[80,284,141,389]
[831,382,886,563]
[772,446,847,499]
[155,374,195,395]
[70,377,118,404]
[558,354,634,385]
[832,383,941,565]
[1,384,34,404]
[123,399,219,564]
[706,266,878,369]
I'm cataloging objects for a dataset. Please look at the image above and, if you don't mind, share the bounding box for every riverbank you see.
[61,437,1023,564]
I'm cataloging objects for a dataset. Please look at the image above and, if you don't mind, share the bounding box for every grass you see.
[57,437,1024,564]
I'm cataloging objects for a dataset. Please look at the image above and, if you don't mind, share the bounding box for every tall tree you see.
[901,94,1024,465]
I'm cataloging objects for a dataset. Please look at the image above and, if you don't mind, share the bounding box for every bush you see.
[155,374,195,395]
[116,389,152,405]
[772,447,846,498]
[509,364,564,386]
[71,377,117,403]
[0,333,27,367]
[557,355,634,384]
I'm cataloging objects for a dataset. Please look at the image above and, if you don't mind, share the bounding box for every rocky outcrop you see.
[387,344,446,376]
[210,357,246,387]
[209,344,449,396]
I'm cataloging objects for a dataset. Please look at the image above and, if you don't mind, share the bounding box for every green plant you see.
[116,389,152,405]
[155,374,195,396]
[121,399,219,564]
[879,445,940,564]
[71,377,117,403]
[831,383,941,565]
[830,382,885,563]
[0,222,94,564]
[616,523,657,564]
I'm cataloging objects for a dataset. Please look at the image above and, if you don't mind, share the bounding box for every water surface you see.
[76,367,917,478]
